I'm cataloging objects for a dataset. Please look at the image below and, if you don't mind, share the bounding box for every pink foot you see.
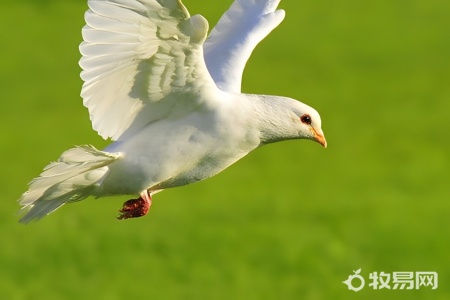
[117,191,152,220]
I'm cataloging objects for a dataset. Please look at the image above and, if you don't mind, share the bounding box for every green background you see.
[1,0,449,299]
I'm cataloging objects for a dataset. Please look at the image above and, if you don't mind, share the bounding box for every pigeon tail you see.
[18,145,122,223]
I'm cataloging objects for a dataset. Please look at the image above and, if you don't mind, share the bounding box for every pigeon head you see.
[292,100,327,148]
[255,95,327,148]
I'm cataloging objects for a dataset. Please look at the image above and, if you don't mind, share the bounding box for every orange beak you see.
[311,127,327,148]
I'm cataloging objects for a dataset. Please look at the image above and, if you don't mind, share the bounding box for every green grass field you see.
[1,0,449,299]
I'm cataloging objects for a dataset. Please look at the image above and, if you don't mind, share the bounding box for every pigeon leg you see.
[117,190,152,220]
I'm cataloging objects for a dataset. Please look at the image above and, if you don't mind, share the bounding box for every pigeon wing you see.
[203,0,285,93]
[80,0,216,141]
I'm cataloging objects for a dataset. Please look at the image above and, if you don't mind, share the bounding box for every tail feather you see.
[19,145,122,223]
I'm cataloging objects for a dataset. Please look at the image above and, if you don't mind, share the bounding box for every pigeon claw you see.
[117,192,151,220]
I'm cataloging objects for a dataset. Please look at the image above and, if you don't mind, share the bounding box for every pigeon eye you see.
[300,114,312,125]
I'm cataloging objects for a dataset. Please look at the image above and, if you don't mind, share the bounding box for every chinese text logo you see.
[343,268,438,292]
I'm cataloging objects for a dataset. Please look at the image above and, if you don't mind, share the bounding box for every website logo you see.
[343,268,438,292]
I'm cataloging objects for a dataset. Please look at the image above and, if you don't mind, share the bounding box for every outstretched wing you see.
[203,0,285,93]
[80,0,216,141]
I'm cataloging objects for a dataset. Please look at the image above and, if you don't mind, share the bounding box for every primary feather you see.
[80,0,213,141]
[204,0,285,92]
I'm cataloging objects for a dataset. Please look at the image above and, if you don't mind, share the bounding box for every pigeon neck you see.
[249,95,300,145]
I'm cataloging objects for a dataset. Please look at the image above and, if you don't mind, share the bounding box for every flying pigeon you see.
[18,0,326,223]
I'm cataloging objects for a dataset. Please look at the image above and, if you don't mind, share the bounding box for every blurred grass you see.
[1,0,449,299]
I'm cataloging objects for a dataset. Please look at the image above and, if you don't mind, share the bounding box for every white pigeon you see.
[18,0,326,223]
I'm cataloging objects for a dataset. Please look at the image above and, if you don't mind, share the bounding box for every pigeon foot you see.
[117,191,152,220]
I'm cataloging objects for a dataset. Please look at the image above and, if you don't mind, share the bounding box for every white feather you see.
[19,146,122,223]
[203,0,285,92]
[80,0,215,141]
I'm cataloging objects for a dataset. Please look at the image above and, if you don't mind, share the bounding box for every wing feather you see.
[80,0,216,140]
[203,0,285,93]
